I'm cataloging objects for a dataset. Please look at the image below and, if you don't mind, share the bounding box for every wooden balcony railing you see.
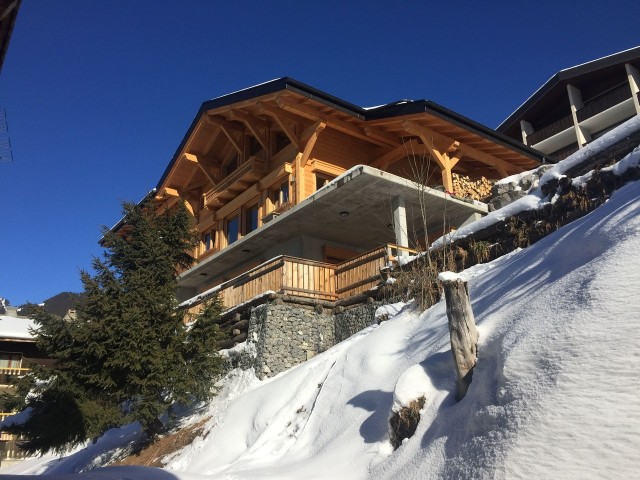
[189,243,418,312]
[0,367,30,387]
[0,367,29,376]
[335,246,389,297]
[204,157,266,208]
[0,412,28,465]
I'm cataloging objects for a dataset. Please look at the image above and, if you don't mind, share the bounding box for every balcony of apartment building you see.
[524,81,639,160]
[511,57,640,161]
[0,352,29,387]
[0,354,31,467]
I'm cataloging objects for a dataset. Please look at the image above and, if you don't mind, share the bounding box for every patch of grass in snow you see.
[109,418,210,468]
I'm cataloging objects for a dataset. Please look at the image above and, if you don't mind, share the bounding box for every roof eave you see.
[498,45,640,133]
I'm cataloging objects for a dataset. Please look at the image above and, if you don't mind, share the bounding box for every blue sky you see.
[0,0,638,305]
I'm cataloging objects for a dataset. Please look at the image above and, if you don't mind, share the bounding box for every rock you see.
[389,396,426,450]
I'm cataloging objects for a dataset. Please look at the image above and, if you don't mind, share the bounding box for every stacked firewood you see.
[452,174,493,201]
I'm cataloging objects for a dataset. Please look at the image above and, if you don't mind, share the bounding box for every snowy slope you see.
[3,179,639,479]
[3,119,640,477]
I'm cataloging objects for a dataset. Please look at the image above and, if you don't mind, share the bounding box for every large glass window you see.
[315,173,335,191]
[223,154,238,178]
[202,230,214,252]
[226,214,239,245]
[275,131,291,152]
[245,204,259,234]
[270,180,289,209]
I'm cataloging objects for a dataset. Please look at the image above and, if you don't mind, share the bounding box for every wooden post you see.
[439,273,478,400]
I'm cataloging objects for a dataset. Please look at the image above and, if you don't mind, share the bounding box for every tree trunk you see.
[441,277,478,400]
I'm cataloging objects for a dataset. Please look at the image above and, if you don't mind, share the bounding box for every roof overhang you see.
[177,165,488,289]
[157,77,549,193]
[498,45,640,136]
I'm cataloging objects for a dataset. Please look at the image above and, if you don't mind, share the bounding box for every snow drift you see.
[3,143,640,478]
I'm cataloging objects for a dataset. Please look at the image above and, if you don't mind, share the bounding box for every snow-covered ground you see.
[3,175,639,479]
[3,122,640,478]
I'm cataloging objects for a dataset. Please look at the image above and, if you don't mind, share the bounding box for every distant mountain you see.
[19,292,85,318]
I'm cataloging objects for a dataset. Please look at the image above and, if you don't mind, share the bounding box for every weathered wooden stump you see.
[439,273,479,400]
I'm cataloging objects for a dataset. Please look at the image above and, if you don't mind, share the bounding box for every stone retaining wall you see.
[334,300,384,343]
[248,300,336,378]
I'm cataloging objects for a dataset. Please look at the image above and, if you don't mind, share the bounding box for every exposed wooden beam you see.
[276,96,389,147]
[403,121,446,167]
[228,110,270,129]
[404,121,517,174]
[362,126,400,146]
[206,115,243,155]
[228,110,270,151]
[162,187,180,198]
[184,153,218,188]
[299,121,326,168]
[370,139,421,170]
[258,102,300,149]
[202,127,222,156]
[156,196,179,214]
[458,145,515,174]
[404,121,456,192]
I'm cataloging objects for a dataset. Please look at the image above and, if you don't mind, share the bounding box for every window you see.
[0,352,22,369]
[244,203,259,234]
[202,230,215,252]
[222,154,238,178]
[249,136,262,156]
[315,173,335,191]
[226,214,240,245]
[280,181,290,204]
[270,180,289,209]
[275,131,291,152]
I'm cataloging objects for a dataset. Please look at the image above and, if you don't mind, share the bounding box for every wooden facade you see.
[153,78,544,308]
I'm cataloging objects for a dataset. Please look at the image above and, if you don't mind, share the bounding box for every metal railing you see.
[577,83,633,122]
[527,114,574,146]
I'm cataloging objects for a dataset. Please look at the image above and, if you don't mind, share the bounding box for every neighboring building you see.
[498,46,640,160]
[149,78,546,309]
[0,308,49,391]
[0,308,48,466]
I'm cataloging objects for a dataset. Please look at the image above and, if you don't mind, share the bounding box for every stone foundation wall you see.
[248,301,335,378]
[334,300,383,343]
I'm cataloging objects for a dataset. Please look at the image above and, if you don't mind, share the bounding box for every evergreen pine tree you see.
[2,200,224,454]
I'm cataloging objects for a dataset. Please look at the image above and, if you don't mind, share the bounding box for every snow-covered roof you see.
[0,314,36,341]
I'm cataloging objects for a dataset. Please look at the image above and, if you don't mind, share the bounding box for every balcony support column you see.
[392,195,409,256]
[520,120,534,146]
[567,84,592,149]
[626,63,640,116]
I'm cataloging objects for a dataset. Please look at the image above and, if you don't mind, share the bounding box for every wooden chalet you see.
[152,78,545,309]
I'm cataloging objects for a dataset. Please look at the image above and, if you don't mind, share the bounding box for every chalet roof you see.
[157,78,549,190]
[498,46,640,138]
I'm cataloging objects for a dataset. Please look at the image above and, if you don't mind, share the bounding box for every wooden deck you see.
[188,243,417,312]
